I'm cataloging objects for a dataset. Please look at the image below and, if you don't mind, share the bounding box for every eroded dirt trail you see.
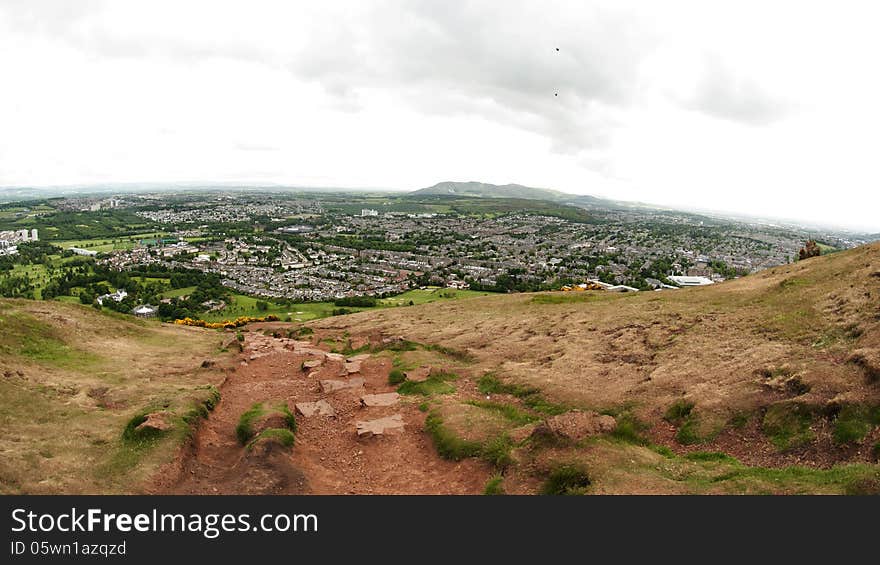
[161,331,488,494]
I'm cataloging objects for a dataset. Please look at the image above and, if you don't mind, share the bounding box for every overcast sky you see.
[1,1,878,231]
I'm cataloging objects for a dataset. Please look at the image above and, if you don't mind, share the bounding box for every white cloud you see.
[0,1,878,230]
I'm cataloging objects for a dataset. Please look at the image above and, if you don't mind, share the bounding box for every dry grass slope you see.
[0,299,228,494]
[310,242,880,493]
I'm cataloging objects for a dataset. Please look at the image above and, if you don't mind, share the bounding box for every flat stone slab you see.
[344,361,362,374]
[346,353,371,363]
[320,377,365,393]
[356,414,405,438]
[360,392,400,407]
[295,400,336,418]
[404,367,431,382]
[325,353,345,363]
[302,359,323,370]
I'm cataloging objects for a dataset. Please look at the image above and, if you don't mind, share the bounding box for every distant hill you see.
[409,181,629,210]
[410,181,566,201]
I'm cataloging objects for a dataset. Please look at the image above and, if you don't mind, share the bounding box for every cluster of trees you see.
[333,296,377,307]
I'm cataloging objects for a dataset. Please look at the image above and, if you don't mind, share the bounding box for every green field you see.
[379,287,491,306]
[0,254,84,299]
[189,287,494,323]
[54,233,168,253]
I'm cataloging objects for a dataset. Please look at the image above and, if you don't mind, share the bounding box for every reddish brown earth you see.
[156,332,490,494]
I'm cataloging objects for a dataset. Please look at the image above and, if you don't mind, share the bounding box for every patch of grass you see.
[477,374,566,415]
[424,413,482,460]
[181,386,222,425]
[730,411,751,429]
[531,293,602,304]
[0,309,101,370]
[375,339,419,352]
[397,371,457,396]
[247,428,295,450]
[832,404,880,445]
[663,399,694,424]
[417,402,430,412]
[609,412,650,445]
[234,402,296,445]
[477,374,539,397]
[762,403,815,450]
[675,415,706,445]
[466,400,538,425]
[425,412,513,468]
[651,445,675,457]
[481,435,514,468]
[121,411,169,445]
[541,463,591,495]
[521,395,568,416]
[422,343,475,363]
[236,403,265,445]
[484,475,505,495]
[685,451,739,463]
[388,368,406,385]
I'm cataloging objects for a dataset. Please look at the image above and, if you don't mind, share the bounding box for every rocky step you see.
[295,400,336,418]
[301,359,323,370]
[356,414,405,438]
[360,392,400,407]
[319,377,365,393]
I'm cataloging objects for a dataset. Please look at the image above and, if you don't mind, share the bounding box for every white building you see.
[69,247,98,257]
[97,289,128,305]
[361,209,379,217]
[668,275,714,286]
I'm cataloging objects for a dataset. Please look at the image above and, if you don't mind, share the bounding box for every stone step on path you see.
[360,392,400,407]
[356,414,405,438]
[295,400,336,418]
[319,377,365,393]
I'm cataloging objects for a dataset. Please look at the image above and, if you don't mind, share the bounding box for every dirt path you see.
[160,332,489,494]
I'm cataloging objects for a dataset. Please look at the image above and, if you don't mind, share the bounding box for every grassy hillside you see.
[0,299,228,494]
[309,242,880,493]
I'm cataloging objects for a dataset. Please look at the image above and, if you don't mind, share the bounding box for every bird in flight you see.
[555,48,560,95]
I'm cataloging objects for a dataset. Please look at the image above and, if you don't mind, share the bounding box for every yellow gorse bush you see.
[173,315,279,329]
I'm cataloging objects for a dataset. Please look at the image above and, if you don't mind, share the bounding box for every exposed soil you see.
[155,331,490,494]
